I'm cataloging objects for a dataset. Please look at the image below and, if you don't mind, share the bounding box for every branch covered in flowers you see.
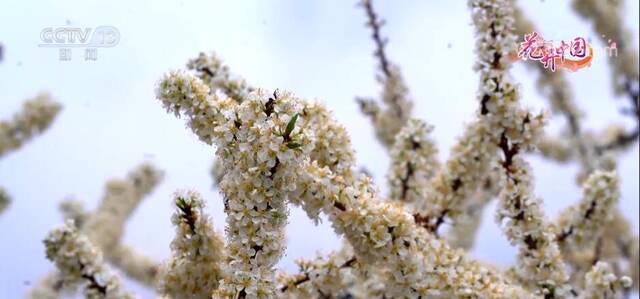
[44,221,134,299]
[0,93,61,215]
[160,190,226,299]
[468,0,574,297]
[388,118,439,205]
[0,93,61,157]
[187,52,255,104]
[555,171,619,252]
[156,69,533,298]
[277,246,363,298]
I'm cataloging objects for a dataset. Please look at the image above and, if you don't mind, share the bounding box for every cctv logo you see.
[39,26,120,48]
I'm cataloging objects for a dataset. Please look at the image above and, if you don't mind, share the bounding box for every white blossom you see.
[44,221,135,299]
[388,119,439,205]
[160,190,226,299]
[584,262,632,298]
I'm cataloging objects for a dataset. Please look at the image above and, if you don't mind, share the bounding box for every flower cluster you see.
[496,157,571,297]
[599,210,640,290]
[555,171,619,252]
[160,190,226,299]
[278,246,362,298]
[157,70,315,298]
[187,52,254,103]
[44,220,134,299]
[388,118,439,205]
[0,93,61,157]
[584,262,632,298]
[412,118,498,235]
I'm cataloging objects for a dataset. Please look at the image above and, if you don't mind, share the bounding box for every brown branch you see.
[279,257,357,293]
[595,80,640,153]
[399,163,414,201]
[360,0,392,79]
[175,198,197,233]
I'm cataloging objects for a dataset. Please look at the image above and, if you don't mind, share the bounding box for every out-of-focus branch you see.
[356,0,413,149]
[31,163,164,298]
[572,0,640,153]
[0,93,61,157]
[0,93,61,217]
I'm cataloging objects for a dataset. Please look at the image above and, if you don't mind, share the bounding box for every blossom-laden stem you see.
[469,0,573,297]
[356,0,413,149]
[0,93,61,216]
[278,246,362,298]
[412,118,497,236]
[84,163,164,253]
[496,154,571,297]
[555,171,619,252]
[44,221,135,299]
[348,118,442,296]
[157,68,534,297]
[550,171,623,289]
[412,0,531,238]
[0,93,61,157]
[298,162,532,298]
[187,52,358,197]
[388,119,439,205]
[187,52,254,104]
[160,191,226,299]
[157,72,314,298]
[516,2,639,292]
[30,199,88,298]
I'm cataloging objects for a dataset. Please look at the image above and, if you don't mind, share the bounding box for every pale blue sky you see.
[0,1,638,298]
